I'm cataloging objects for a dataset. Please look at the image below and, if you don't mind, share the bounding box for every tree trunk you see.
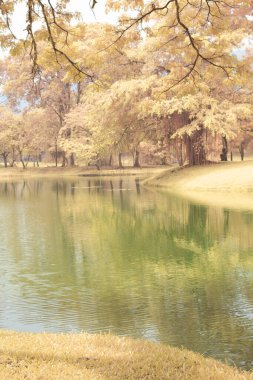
[61,151,67,167]
[109,155,113,167]
[220,136,228,161]
[118,153,123,168]
[133,150,140,167]
[160,136,167,165]
[18,149,26,169]
[9,147,16,167]
[239,142,245,161]
[161,155,166,165]
[186,128,206,166]
[65,83,71,113]
[2,153,8,168]
[55,142,58,167]
[230,151,233,161]
[177,139,183,166]
[69,153,75,166]
[94,156,100,170]
[25,155,30,167]
[77,82,82,104]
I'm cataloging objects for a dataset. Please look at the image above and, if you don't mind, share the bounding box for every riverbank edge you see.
[141,161,253,210]
[1,162,253,189]
[142,161,253,191]
[0,166,167,181]
[0,330,252,380]
[2,163,253,210]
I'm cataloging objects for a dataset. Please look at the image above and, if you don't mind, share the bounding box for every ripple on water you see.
[0,178,253,369]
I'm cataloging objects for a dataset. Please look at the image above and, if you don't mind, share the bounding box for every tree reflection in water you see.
[0,178,253,369]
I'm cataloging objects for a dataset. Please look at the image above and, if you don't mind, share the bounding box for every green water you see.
[0,178,253,369]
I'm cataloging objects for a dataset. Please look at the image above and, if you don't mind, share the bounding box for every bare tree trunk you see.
[9,147,16,167]
[2,153,8,168]
[239,142,245,161]
[176,139,183,166]
[77,82,82,104]
[187,136,194,166]
[220,136,228,161]
[25,155,30,167]
[55,141,58,167]
[118,153,123,168]
[65,83,71,113]
[133,150,140,167]
[161,155,166,165]
[109,155,113,166]
[32,155,39,167]
[18,148,26,169]
[160,136,166,165]
[61,151,67,167]
[69,153,75,166]
[186,127,206,166]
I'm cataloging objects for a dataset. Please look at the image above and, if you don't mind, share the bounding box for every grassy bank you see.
[144,161,253,192]
[0,330,252,380]
[143,161,253,210]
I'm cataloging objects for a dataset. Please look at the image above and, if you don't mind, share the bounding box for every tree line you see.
[0,1,252,168]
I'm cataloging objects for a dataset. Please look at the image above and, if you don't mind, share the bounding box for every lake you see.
[0,177,253,369]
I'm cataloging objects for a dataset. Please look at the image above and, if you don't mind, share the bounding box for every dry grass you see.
[0,166,165,181]
[144,161,253,192]
[143,161,253,210]
[0,330,252,380]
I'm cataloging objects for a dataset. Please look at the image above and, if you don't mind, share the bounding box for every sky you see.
[0,0,118,59]
[10,0,117,39]
[0,1,118,105]
[7,2,253,56]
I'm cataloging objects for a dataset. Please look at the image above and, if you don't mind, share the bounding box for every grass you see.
[0,330,252,380]
[0,165,166,181]
[143,161,253,191]
[143,161,253,210]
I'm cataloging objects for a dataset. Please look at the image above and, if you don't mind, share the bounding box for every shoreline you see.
[142,161,253,211]
[0,166,167,180]
[1,162,253,211]
[142,161,253,192]
[0,330,252,379]
[2,161,253,191]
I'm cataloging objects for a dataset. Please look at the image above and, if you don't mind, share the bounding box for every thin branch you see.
[37,0,94,80]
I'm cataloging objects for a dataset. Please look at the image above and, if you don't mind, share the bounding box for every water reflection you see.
[0,178,253,369]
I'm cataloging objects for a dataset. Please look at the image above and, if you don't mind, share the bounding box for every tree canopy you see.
[0,0,252,167]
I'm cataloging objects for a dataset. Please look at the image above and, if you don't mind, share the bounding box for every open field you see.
[0,330,252,380]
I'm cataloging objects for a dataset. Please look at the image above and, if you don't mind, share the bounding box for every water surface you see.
[0,178,253,369]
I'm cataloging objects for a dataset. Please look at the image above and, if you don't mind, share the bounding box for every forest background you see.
[0,0,253,169]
